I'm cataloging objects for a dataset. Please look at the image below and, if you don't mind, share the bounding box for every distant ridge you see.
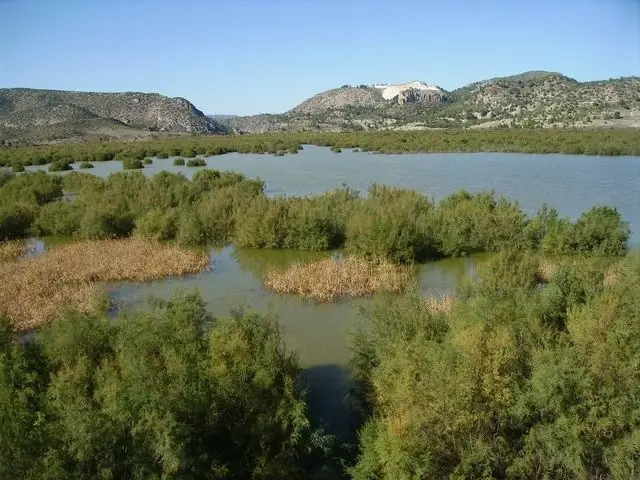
[227,72,640,133]
[0,88,227,143]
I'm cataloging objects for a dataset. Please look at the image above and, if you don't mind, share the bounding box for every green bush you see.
[78,161,94,169]
[173,157,186,166]
[33,201,83,236]
[78,203,135,239]
[0,203,35,239]
[0,293,332,479]
[122,158,143,170]
[349,252,640,480]
[48,160,73,172]
[11,163,25,173]
[142,157,153,165]
[186,158,206,167]
[134,208,178,240]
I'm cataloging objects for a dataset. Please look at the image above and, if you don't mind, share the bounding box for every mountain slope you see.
[231,72,640,133]
[0,88,227,142]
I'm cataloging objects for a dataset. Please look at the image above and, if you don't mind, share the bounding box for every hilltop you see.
[0,88,228,144]
[227,72,640,133]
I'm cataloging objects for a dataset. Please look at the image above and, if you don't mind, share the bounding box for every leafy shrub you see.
[48,160,73,172]
[0,203,35,239]
[0,293,332,479]
[134,208,178,240]
[78,203,135,239]
[78,161,94,169]
[11,163,25,173]
[122,158,143,170]
[173,157,186,166]
[186,158,206,167]
[142,157,153,165]
[33,201,83,236]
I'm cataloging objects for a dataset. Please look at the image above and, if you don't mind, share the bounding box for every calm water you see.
[27,146,639,436]
[26,145,640,244]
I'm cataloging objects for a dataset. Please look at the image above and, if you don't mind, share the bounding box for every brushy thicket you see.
[0,170,630,261]
[0,293,336,479]
[0,129,639,168]
[348,251,640,479]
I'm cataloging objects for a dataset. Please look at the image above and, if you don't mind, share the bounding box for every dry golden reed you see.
[0,240,26,263]
[0,238,210,331]
[264,256,409,302]
[423,294,453,314]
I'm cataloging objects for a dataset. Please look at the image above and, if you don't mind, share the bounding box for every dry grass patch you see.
[424,294,453,314]
[264,256,410,302]
[0,238,210,331]
[0,240,27,263]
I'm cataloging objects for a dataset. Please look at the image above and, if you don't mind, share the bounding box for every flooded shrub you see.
[142,157,153,165]
[78,161,94,169]
[78,204,135,239]
[571,205,629,256]
[134,208,178,240]
[11,163,25,173]
[346,185,437,263]
[0,292,331,478]
[33,200,83,236]
[176,209,205,246]
[122,158,143,169]
[48,160,72,172]
[186,158,206,167]
[0,171,63,206]
[173,157,185,166]
[156,151,169,159]
[233,196,290,248]
[0,204,35,239]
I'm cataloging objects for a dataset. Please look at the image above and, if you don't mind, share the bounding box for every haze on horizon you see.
[1,0,639,116]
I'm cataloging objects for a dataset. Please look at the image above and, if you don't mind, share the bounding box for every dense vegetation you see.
[349,250,640,479]
[0,129,638,169]
[0,170,629,262]
[0,293,334,479]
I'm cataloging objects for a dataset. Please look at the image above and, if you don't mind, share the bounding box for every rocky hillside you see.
[230,72,640,133]
[0,88,227,143]
[289,81,446,115]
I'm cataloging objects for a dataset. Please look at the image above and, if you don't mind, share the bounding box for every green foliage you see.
[0,203,36,239]
[78,161,94,169]
[11,163,25,173]
[134,208,178,240]
[77,203,135,239]
[186,158,206,167]
[349,252,640,479]
[33,201,83,236]
[0,293,332,479]
[142,157,153,165]
[121,158,143,170]
[173,157,185,166]
[48,160,72,172]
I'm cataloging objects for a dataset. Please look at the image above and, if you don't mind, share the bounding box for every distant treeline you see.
[1,129,639,168]
[0,169,630,260]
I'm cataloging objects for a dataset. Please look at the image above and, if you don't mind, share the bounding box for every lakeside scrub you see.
[1,130,639,168]
[0,171,630,261]
[264,256,410,301]
[348,250,640,479]
[0,238,209,331]
[0,292,335,479]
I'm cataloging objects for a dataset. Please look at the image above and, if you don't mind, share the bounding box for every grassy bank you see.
[0,238,209,331]
[264,256,410,301]
[0,240,25,262]
[1,129,639,168]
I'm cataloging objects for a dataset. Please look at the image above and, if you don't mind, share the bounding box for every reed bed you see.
[0,238,210,331]
[424,294,453,314]
[0,240,26,263]
[264,256,409,302]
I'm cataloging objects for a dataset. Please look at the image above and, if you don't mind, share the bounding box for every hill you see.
[0,88,228,143]
[230,72,640,133]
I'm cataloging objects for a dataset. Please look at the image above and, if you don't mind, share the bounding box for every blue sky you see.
[1,0,638,115]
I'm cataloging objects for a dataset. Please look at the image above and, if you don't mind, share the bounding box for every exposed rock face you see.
[0,88,227,135]
[395,88,444,105]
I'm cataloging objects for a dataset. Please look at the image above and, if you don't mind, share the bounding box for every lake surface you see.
[26,145,640,244]
[26,146,640,436]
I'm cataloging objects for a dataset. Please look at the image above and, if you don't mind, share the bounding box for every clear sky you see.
[1,0,639,115]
